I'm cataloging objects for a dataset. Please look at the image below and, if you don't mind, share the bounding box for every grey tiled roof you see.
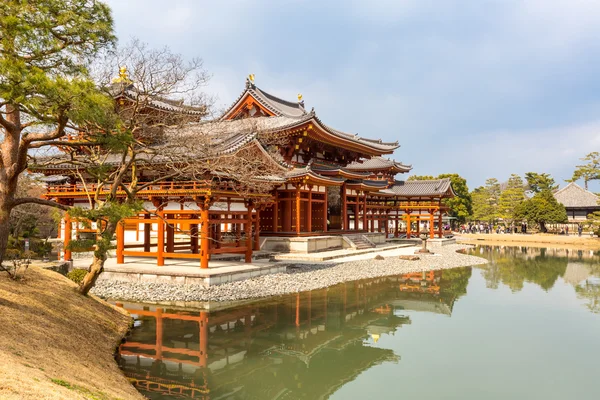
[346,179,390,188]
[380,178,454,197]
[346,157,412,172]
[220,82,400,154]
[554,182,600,208]
[112,84,207,116]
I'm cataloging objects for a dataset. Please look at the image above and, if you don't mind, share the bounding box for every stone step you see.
[343,235,376,250]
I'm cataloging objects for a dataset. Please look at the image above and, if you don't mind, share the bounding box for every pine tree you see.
[498,174,525,226]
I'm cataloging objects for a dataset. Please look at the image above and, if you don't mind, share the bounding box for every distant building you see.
[553,182,600,224]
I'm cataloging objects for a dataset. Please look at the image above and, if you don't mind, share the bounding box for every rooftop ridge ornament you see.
[112,66,132,84]
[246,74,256,89]
[297,93,305,108]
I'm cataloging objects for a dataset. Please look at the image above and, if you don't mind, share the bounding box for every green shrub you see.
[67,269,87,284]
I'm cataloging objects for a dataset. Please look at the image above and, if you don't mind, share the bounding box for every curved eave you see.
[266,117,399,156]
[312,167,372,180]
[309,116,399,155]
[346,180,390,191]
[118,92,206,117]
[286,171,344,186]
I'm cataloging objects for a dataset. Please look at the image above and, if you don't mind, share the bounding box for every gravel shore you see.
[91,244,487,303]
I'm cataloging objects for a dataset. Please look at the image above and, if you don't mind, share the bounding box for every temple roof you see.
[112,83,207,116]
[554,182,600,209]
[220,80,400,155]
[380,178,455,197]
[346,157,412,173]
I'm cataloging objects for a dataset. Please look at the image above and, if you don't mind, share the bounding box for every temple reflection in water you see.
[116,268,470,399]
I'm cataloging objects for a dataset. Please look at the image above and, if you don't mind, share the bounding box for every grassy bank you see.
[0,266,143,400]
[457,233,600,250]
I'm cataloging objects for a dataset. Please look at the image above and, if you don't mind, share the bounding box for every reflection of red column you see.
[324,288,328,325]
[199,311,208,368]
[295,292,300,327]
[156,308,163,360]
[308,291,312,330]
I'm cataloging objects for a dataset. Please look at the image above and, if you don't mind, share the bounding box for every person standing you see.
[578,224,583,237]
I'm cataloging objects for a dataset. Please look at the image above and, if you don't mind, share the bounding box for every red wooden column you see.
[254,208,261,251]
[144,213,151,252]
[323,187,328,232]
[429,210,435,239]
[341,183,347,231]
[438,201,443,238]
[295,186,301,235]
[166,213,175,253]
[406,212,411,239]
[354,193,359,230]
[273,191,279,233]
[64,214,72,261]
[362,193,367,231]
[116,220,125,264]
[199,311,208,368]
[416,212,421,234]
[245,202,253,263]
[394,215,399,238]
[200,205,210,269]
[307,186,313,233]
[157,210,165,266]
[190,221,199,253]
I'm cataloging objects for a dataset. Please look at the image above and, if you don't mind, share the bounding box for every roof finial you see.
[112,66,132,84]
[246,74,256,89]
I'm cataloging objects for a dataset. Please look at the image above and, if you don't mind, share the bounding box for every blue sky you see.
[105,0,600,191]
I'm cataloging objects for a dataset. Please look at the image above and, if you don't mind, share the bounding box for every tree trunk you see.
[79,253,106,296]
[0,181,17,265]
[79,221,116,296]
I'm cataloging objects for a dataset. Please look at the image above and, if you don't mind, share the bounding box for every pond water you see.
[116,246,600,399]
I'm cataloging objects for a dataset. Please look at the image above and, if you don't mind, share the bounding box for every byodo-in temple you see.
[35,75,455,267]
[115,268,469,399]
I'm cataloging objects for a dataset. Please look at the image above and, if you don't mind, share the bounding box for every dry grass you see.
[0,266,144,400]
[457,233,600,250]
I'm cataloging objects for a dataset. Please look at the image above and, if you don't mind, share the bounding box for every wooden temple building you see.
[35,76,455,267]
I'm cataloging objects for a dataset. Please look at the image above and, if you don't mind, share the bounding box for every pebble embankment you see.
[91,244,487,303]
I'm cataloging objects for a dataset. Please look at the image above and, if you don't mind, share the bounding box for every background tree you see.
[408,173,472,223]
[471,178,500,223]
[498,174,525,226]
[524,172,558,193]
[567,152,600,190]
[0,0,115,266]
[515,189,567,232]
[438,173,472,223]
